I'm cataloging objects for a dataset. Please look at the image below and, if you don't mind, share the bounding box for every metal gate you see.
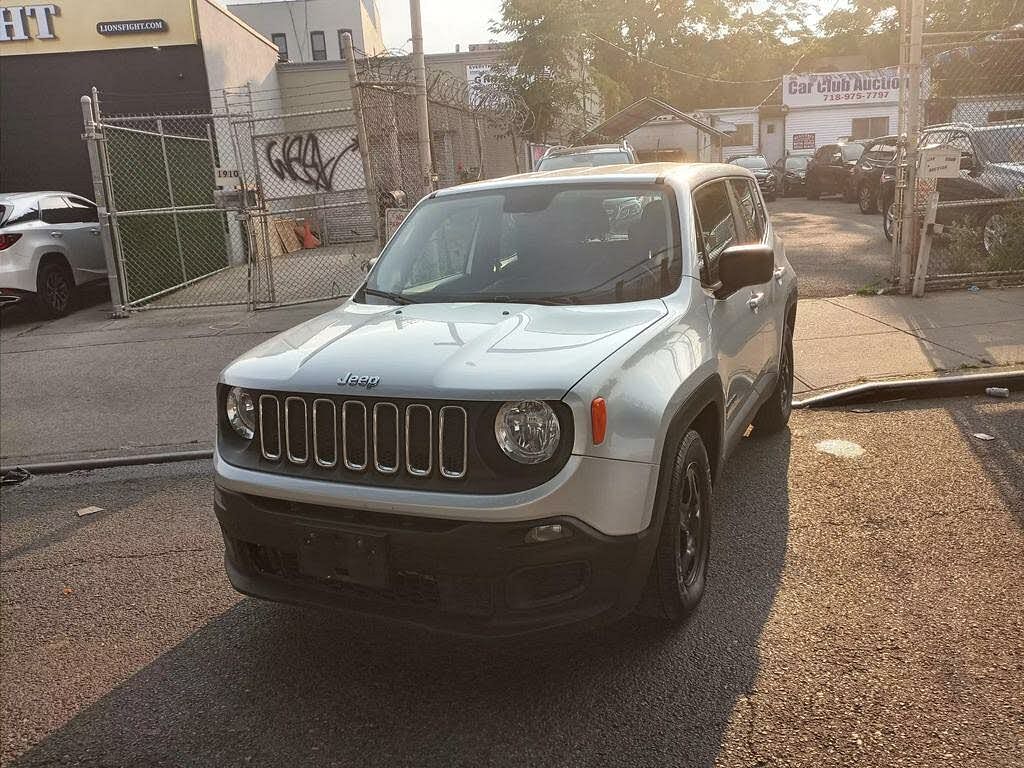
[82,95,379,311]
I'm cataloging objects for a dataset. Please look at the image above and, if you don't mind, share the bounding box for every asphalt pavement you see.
[3,397,1021,767]
[767,196,892,298]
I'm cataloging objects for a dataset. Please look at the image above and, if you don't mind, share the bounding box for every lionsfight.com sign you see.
[97,18,167,35]
[783,68,901,108]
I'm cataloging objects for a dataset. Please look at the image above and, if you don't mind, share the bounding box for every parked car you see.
[535,142,637,171]
[880,122,1024,254]
[772,155,811,196]
[214,163,798,636]
[728,154,777,201]
[0,192,107,317]
[805,141,867,200]
[849,135,899,214]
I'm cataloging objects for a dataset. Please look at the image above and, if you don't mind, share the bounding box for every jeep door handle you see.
[50,231,63,238]
[773,266,785,284]
[747,292,764,312]
[90,229,100,236]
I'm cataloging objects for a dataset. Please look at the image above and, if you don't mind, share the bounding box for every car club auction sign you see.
[783,68,901,108]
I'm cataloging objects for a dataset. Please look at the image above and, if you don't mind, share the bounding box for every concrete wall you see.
[276,62,355,113]
[228,0,385,63]
[198,0,282,114]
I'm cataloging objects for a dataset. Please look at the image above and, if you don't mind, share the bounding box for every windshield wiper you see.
[362,287,418,305]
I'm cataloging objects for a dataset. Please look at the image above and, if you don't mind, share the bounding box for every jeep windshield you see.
[363,184,680,306]
[535,152,632,171]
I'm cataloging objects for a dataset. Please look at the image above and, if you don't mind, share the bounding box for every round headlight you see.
[494,400,561,464]
[226,386,256,439]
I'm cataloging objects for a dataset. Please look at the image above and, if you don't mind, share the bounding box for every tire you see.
[883,198,896,242]
[637,430,713,623]
[805,180,820,200]
[753,318,794,434]
[36,261,75,319]
[858,182,878,214]
[981,211,1008,257]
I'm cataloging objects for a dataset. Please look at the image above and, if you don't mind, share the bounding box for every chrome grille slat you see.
[405,404,433,477]
[373,402,400,475]
[256,394,465,481]
[341,400,368,471]
[312,399,337,468]
[439,405,468,479]
[284,396,309,464]
[258,394,281,460]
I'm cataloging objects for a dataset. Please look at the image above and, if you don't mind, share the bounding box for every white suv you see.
[214,163,797,636]
[0,192,108,317]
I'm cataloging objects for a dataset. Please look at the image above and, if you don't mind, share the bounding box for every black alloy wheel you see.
[36,262,74,319]
[859,183,878,214]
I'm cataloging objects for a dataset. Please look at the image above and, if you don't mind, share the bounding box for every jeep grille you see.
[256,394,468,480]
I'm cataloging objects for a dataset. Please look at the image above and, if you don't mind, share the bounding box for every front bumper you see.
[215,485,658,636]
[755,177,777,196]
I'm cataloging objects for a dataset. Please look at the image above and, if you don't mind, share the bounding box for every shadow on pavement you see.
[9,433,793,768]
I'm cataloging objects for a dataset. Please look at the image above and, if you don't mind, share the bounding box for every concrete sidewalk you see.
[1,287,1022,465]
[792,287,1024,393]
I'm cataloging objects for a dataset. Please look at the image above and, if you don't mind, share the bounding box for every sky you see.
[377,0,507,54]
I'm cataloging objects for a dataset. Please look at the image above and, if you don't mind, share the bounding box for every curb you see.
[793,370,1023,409]
[1,449,213,481]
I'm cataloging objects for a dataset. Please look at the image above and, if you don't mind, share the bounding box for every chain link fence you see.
[894,17,1024,291]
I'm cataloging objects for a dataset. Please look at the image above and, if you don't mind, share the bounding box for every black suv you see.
[728,154,777,201]
[805,142,866,200]
[879,122,1024,254]
[849,135,899,213]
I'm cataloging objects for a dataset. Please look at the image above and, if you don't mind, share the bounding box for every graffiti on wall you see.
[262,129,363,194]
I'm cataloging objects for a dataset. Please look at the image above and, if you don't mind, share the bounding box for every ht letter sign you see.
[0,4,59,41]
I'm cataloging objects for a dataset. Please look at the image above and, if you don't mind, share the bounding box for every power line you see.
[587,33,786,85]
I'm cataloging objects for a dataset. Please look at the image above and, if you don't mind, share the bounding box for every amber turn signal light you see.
[591,397,607,445]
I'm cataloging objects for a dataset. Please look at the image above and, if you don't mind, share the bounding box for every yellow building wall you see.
[0,0,198,56]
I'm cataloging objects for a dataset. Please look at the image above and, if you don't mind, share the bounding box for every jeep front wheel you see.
[637,430,712,623]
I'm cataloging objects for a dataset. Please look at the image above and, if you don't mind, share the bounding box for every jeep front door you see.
[694,180,770,442]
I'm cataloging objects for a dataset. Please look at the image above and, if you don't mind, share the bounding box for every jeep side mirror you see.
[716,243,774,297]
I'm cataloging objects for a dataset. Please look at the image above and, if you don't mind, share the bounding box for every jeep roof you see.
[434,162,751,197]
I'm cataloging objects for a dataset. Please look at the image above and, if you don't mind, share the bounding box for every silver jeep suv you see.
[215,163,797,636]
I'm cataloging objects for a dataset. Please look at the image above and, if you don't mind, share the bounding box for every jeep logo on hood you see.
[337,372,380,389]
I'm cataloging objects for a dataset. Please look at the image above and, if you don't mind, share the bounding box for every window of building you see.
[727,123,753,147]
[337,28,354,59]
[766,123,776,134]
[851,116,890,140]
[988,109,1024,124]
[271,33,288,62]
[310,31,327,61]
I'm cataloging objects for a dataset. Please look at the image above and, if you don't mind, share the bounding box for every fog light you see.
[524,523,571,544]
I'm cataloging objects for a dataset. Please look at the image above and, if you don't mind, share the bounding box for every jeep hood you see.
[221,300,668,400]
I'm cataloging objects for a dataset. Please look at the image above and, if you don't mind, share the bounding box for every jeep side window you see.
[728,178,765,243]
[39,196,72,225]
[693,181,738,287]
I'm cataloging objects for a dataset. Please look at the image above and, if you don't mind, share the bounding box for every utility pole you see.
[899,0,924,293]
[410,0,433,196]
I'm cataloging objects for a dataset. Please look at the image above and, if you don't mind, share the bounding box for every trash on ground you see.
[815,439,866,458]
[851,407,874,413]
[0,467,31,486]
[967,284,980,292]
[985,387,1010,398]
[972,433,995,441]
[76,506,104,517]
